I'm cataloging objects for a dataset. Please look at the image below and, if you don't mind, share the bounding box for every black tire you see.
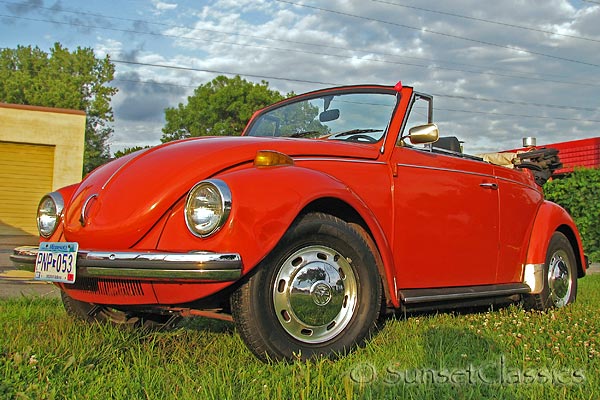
[231,212,382,362]
[61,291,178,330]
[524,232,578,310]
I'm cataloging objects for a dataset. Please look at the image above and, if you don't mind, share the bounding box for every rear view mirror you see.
[319,109,340,122]
[408,123,439,145]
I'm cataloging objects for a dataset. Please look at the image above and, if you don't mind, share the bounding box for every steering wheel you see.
[343,134,378,143]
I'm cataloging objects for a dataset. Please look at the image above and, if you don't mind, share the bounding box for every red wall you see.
[544,137,600,174]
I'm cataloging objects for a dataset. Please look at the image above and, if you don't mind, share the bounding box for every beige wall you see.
[0,103,86,190]
[0,103,85,235]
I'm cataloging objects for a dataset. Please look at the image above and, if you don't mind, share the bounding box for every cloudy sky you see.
[1,0,599,155]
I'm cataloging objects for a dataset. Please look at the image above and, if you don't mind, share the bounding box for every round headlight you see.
[185,180,232,238]
[37,192,64,238]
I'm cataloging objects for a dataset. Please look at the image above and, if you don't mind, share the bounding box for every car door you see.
[493,165,543,283]
[390,146,500,288]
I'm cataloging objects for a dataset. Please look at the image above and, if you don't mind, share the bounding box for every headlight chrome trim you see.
[185,179,232,238]
[37,192,65,238]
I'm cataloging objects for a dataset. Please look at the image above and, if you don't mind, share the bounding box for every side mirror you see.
[408,123,439,145]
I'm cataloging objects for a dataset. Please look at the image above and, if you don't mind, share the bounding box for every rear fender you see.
[525,201,586,277]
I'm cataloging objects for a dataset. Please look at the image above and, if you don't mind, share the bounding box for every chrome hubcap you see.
[548,249,572,307]
[273,245,357,344]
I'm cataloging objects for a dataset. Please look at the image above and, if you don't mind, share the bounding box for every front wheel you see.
[231,212,382,362]
[524,232,578,310]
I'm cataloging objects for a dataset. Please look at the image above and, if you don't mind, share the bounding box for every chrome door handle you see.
[479,183,498,190]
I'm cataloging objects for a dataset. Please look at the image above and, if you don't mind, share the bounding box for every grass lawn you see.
[1,276,599,399]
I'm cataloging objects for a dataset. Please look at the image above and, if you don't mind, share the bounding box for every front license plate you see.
[34,242,78,284]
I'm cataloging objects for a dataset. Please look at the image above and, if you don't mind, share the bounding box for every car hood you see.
[62,136,380,249]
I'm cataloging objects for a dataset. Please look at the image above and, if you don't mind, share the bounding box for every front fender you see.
[222,165,391,274]
[525,200,586,277]
[157,164,391,287]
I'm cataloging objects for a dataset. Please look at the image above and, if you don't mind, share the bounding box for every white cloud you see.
[152,1,178,12]
[3,0,598,155]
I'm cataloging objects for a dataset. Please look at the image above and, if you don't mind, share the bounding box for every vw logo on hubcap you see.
[311,281,333,306]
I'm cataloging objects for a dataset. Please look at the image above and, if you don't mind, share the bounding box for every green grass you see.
[2,276,600,399]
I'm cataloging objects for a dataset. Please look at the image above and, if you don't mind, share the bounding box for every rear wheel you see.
[61,291,178,330]
[231,212,382,362]
[524,232,577,310]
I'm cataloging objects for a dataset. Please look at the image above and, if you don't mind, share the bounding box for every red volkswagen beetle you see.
[12,82,587,362]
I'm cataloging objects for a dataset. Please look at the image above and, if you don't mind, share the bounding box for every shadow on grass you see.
[422,326,501,368]
[177,316,235,334]
[381,305,505,369]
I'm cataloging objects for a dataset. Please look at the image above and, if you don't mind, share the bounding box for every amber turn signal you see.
[254,150,294,167]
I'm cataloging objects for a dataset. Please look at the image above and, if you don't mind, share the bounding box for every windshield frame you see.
[243,85,401,148]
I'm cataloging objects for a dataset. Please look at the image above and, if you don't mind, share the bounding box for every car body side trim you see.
[398,283,531,304]
[396,163,495,179]
[294,157,387,165]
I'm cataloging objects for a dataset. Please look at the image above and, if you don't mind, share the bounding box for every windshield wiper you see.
[332,128,383,137]
[289,130,322,138]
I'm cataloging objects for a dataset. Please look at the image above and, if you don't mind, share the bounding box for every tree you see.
[544,167,600,262]
[113,146,151,158]
[0,43,117,174]
[161,75,285,142]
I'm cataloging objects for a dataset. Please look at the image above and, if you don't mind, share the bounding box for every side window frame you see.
[397,92,434,146]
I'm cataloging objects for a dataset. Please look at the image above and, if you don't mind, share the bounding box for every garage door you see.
[0,141,54,235]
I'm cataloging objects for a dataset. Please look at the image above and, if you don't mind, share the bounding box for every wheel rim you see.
[547,249,573,307]
[273,245,358,344]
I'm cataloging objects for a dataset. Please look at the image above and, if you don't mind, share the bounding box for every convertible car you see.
[12,82,587,362]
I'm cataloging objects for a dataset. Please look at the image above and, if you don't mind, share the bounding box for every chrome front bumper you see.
[10,246,243,281]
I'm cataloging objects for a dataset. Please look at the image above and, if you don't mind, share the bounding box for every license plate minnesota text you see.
[35,242,78,283]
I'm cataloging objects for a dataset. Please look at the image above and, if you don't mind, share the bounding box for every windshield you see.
[245,91,398,144]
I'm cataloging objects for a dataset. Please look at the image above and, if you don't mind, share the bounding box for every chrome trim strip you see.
[80,193,98,226]
[294,158,387,165]
[396,163,495,179]
[83,266,241,280]
[397,163,538,189]
[399,283,531,304]
[10,246,242,282]
[496,175,536,189]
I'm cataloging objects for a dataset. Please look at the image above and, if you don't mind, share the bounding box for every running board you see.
[398,283,531,305]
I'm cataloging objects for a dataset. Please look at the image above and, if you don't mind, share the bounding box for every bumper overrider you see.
[10,246,243,281]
